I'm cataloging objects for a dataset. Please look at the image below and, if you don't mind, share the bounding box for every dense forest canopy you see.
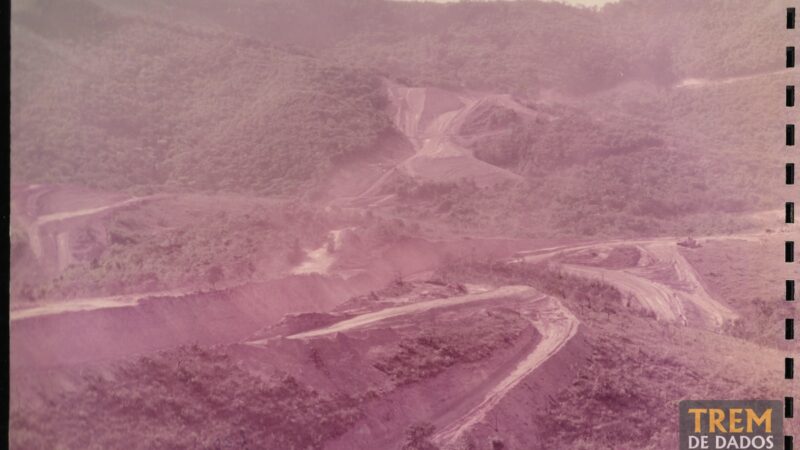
[11,0,788,236]
[110,0,784,91]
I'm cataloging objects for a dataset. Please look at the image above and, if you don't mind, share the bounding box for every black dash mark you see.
[785,13,795,439]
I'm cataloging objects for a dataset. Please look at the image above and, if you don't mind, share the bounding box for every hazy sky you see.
[396,0,618,6]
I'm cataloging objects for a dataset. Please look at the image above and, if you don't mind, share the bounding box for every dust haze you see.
[9,1,795,449]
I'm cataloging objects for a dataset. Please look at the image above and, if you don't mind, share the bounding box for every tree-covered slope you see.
[11,0,785,238]
[12,0,391,194]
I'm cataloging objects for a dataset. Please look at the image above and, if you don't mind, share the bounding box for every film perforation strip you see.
[788,8,796,450]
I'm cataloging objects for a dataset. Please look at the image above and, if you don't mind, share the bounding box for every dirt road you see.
[27,196,154,262]
[385,82,522,186]
[9,287,192,321]
[266,285,579,447]
[432,294,579,446]
[282,285,537,339]
[523,237,743,328]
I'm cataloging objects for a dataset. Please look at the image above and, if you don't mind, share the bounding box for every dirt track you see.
[261,285,580,447]
[388,82,523,186]
[281,285,540,339]
[523,236,749,328]
[9,287,192,321]
[331,82,531,209]
[27,196,152,260]
[432,293,578,446]
[10,186,763,443]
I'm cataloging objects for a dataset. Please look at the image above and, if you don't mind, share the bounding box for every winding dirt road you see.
[260,285,579,447]
[13,190,760,444]
[283,285,539,339]
[27,196,152,260]
[387,82,523,187]
[9,287,193,321]
[432,294,578,446]
[332,83,531,209]
[523,236,748,328]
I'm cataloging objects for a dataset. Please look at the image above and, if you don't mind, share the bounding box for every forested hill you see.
[12,0,392,194]
[111,0,786,95]
[11,0,787,237]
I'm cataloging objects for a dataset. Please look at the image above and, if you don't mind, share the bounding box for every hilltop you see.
[11,0,786,238]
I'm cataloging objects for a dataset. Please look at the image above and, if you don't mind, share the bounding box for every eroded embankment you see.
[10,274,375,373]
[432,295,579,446]
[524,237,743,329]
[385,82,523,186]
[264,285,580,449]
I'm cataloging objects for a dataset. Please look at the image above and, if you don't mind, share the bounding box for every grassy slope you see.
[680,238,796,349]
[538,309,786,450]
[433,260,788,449]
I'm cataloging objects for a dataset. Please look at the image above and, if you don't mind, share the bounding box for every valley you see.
[8,179,792,449]
[8,0,796,449]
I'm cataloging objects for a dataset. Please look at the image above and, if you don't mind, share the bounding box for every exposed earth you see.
[9,1,796,449]
[9,180,793,449]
